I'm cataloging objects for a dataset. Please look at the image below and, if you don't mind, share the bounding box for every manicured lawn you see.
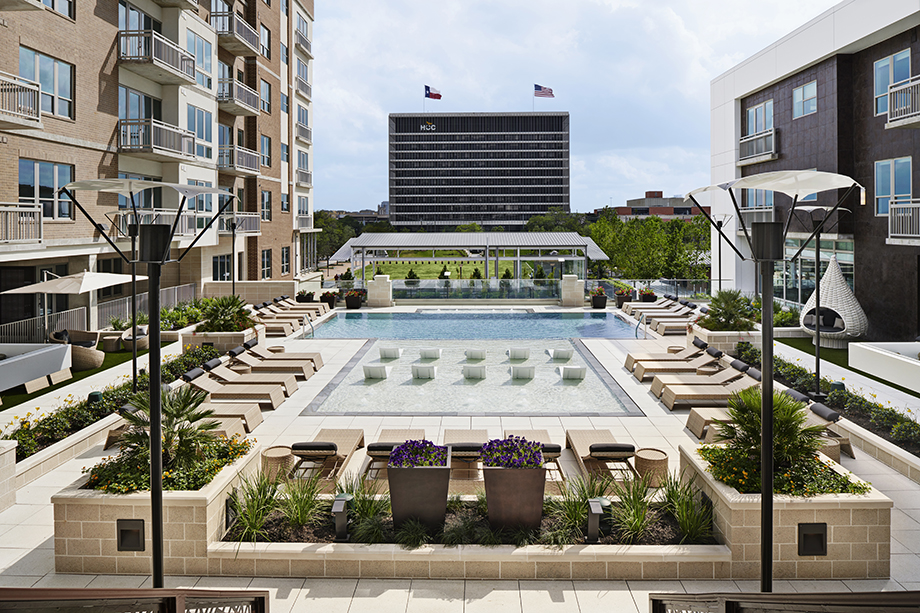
[358,260,520,280]
[0,345,150,412]
[777,337,920,400]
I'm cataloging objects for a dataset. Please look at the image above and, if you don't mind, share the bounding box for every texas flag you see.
[425,85,442,100]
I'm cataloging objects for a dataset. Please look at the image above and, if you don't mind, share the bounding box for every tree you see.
[363,220,395,233]
[315,211,356,265]
[438,264,449,279]
[456,222,483,232]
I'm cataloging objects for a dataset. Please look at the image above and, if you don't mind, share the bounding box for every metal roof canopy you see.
[347,232,608,260]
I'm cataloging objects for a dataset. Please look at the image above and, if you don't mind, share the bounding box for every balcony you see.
[296,169,312,188]
[294,29,313,59]
[296,214,313,231]
[217,144,260,176]
[886,76,920,129]
[0,71,42,130]
[295,122,312,144]
[210,12,259,56]
[739,206,774,225]
[0,204,42,244]
[737,128,777,166]
[218,212,261,235]
[887,199,920,245]
[295,76,312,101]
[117,208,198,237]
[118,30,196,85]
[118,118,196,162]
[217,79,259,116]
[0,0,44,11]
[150,0,197,10]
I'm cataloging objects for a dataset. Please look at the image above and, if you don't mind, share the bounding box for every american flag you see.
[425,85,442,100]
[534,84,554,98]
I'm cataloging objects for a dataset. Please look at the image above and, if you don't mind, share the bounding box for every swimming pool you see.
[311,311,635,339]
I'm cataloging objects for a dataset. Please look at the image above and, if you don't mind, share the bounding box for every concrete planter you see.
[687,324,761,354]
[387,449,452,531]
[51,442,262,575]
[180,325,265,355]
[679,444,891,579]
[0,441,16,513]
[483,467,546,530]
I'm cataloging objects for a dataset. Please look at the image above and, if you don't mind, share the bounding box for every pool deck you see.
[1,304,919,609]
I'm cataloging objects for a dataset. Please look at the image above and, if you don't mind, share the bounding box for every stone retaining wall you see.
[0,441,16,512]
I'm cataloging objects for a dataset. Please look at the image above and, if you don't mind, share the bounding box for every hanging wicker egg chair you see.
[799,255,868,349]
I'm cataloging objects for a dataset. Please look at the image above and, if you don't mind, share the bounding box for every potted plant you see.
[387,439,451,530]
[480,435,545,529]
[590,285,607,309]
[615,287,633,309]
[321,290,339,310]
[344,289,363,310]
[639,287,657,302]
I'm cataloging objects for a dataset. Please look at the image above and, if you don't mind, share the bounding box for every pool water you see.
[312,311,635,339]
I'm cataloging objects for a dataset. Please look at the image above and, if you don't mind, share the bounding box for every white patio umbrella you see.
[0,271,148,295]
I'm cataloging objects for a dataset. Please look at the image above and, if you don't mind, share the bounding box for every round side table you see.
[262,446,297,480]
[102,336,121,353]
[820,438,841,463]
[268,346,286,354]
[635,448,668,487]
[230,363,252,375]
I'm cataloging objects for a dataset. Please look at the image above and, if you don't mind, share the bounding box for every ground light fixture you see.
[60,179,235,588]
[684,170,864,593]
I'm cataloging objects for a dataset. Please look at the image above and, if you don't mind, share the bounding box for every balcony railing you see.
[889,199,920,241]
[740,206,774,224]
[0,204,42,244]
[216,78,260,115]
[217,144,260,175]
[210,12,259,56]
[738,127,776,163]
[296,122,312,143]
[118,30,196,84]
[297,214,313,230]
[887,75,920,126]
[0,70,42,130]
[296,169,312,187]
[218,211,261,234]
[117,208,198,237]
[118,118,196,161]
[295,76,312,100]
[294,29,313,57]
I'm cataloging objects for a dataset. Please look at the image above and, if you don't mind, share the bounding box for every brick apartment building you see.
[0,0,319,327]
[603,191,710,221]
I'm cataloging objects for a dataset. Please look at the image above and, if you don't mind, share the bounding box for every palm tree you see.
[197,295,256,332]
[121,386,219,471]
[698,289,755,332]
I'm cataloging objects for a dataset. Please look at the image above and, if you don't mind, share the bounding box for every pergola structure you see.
[340,232,608,281]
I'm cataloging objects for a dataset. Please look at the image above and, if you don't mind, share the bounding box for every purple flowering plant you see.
[480,436,543,468]
[387,439,448,468]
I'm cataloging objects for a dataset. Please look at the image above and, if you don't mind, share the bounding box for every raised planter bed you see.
[180,325,265,355]
[687,324,761,355]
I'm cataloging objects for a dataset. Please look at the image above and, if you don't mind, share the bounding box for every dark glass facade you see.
[388,112,570,229]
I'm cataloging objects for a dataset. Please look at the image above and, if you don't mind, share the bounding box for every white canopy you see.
[65,179,232,199]
[686,170,863,201]
[0,271,146,295]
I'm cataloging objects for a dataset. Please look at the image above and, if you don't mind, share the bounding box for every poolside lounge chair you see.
[274,296,330,315]
[465,348,487,360]
[624,337,707,371]
[379,347,402,359]
[420,347,442,359]
[200,402,264,432]
[507,347,530,360]
[462,364,487,379]
[624,297,670,315]
[229,347,315,379]
[291,428,365,483]
[363,365,391,379]
[654,318,699,335]
[647,305,696,325]
[802,401,855,458]
[252,306,305,328]
[364,428,426,479]
[503,429,564,493]
[565,429,637,479]
[444,429,490,491]
[257,302,317,321]
[181,368,286,410]
[212,417,247,440]
[633,347,723,381]
[625,298,681,315]
[686,407,732,439]
[510,365,535,379]
[546,348,574,361]
[257,320,294,338]
[557,365,586,380]
[660,372,760,411]
[245,339,325,370]
[649,358,750,398]
[411,364,437,379]
[202,358,300,396]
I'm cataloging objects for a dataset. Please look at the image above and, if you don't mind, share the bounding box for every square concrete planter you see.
[180,324,265,355]
[687,324,761,355]
[51,442,261,576]
[678,444,892,579]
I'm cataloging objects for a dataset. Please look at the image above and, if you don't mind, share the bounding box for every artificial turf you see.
[0,345,150,412]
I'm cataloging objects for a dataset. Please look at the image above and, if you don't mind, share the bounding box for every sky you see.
[312,0,841,213]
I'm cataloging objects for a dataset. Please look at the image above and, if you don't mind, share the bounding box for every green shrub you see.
[892,420,920,444]
[229,471,280,542]
[197,295,256,332]
[279,474,327,529]
[696,289,755,332]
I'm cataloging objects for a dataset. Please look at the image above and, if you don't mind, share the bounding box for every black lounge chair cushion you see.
[260,302,271,308]
[589,443,635,459]
[785,389,810,403]
[53,330,69,343]
[367,442,400,457]
[729,359,750,373]
[664,294,674,300]
[243,338,259,350]
[274,297,285,303]
[202,358,223,371]
[692,337,708,350]
[541,443,562,459]
[281,295,290,300]
[705,347,723,358]
[73,341,96,348]
[811,403,841,423]
[746,368,761,382]
[700,306,710,314]
[448,442,483,456]
[228,346,246,357]
[292,441,339,457]
[182,367,205,382]
[679,299,690,306]
[687,302,697,309]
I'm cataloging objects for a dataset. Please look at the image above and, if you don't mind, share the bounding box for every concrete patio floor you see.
[1,305,919,610]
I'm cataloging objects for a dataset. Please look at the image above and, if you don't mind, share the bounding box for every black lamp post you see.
[714,214,733,293]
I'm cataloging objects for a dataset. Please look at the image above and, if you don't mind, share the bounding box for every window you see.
[297,58,308,83]
[118,172,161,210]
[793,81,817,119]
[744,189,774,208]
[875,157,911,215]
[297,104,308,126]
[281,93,289,114]
[281,43,288,65]
[186,30,212,89]
[261,190,272,221]
[260,79,271,112]
[875,49,910,115]
[281,143,289,163]
[19,47,73,119]
[19,159,72,220]
[297,14,309,37]
[260,25,271,58]
[261,249,272,279]
[213,254,232,281]
[44,0,73,18]
[281,246,290,275]
[298,195,309,215]
[631,207,649,216]
[119,1,160,32]
[118,86,161,120]
[97,258,124,298]
[673,207,691,216]
[745,100,773,136]
[260,134,271,166]
[281,0,287,16]
[187,105,213,158]
[297,150,308,170]
[188,179,213,228]
[281,193,289,212]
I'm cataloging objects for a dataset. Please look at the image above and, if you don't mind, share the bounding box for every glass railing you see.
[587,279,715,301]
[324,278,562,300]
